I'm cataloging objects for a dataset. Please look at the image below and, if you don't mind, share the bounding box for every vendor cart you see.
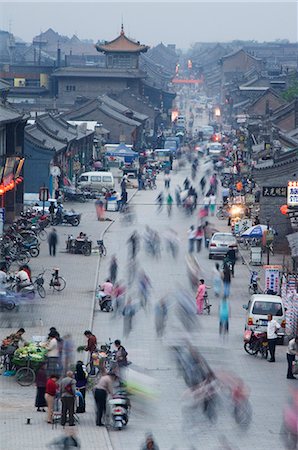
[12,344,48,386]
[66,236,92,256]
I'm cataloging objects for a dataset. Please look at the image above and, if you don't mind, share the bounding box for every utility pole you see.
[266,217,270,265]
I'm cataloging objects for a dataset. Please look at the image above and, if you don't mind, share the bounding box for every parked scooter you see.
[243,329,268,359]
[52,211,81,227]
[109,389,131,430]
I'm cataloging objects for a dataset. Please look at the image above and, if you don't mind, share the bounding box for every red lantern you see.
[0,186,4,195]
[280,204,288,215]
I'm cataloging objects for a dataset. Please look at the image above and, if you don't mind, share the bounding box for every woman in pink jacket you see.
[196,279,206,314]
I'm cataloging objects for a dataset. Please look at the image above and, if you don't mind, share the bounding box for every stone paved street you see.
[0,159,293,450]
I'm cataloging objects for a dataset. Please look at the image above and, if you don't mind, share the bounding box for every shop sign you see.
[264,265,281,293]
[287,181,298,206]
[262,186,287,197]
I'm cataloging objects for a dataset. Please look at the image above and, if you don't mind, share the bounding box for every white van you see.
[243,294,286,339]
[77,171,114,193]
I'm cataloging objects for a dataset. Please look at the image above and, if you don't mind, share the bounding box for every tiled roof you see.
[64,99,141,127]
[96,29,149,54]
[0,78,10,91]
[0,102,23,124]
[100,95,148,122]
[25,124,67,152]
[52,67,146,79]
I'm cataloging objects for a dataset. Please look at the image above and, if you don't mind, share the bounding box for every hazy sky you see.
[0,1,297,49]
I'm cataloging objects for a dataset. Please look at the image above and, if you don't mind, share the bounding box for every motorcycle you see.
[52,211,81,227]
[96,287,113,312]
[109,389,131,430]
[243,329,268,359]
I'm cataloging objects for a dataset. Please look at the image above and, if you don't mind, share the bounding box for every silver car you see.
[208,232,238,259]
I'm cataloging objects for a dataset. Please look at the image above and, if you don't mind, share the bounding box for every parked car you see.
[208,232,238,259]
[77,171,114,193]
[243,294,286,341]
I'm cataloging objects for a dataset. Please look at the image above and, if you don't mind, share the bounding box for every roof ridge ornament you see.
[121,22,124,36]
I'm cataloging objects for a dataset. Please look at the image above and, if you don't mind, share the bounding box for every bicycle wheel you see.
[100,245,107,257]
[38,229,47,241]
[53,276,66,292]
[37,284,46,299]
[16,367,35,386]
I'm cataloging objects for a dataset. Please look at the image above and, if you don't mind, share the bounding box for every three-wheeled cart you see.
[66,237,92,256]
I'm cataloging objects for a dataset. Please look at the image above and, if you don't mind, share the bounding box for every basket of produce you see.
[12,343,48,369]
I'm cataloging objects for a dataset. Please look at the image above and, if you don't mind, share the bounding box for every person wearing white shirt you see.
[267,314,281,362]
[44,331,59,375]
[286,337,298,379]
[187,225,196,253]
[0,264,8,288]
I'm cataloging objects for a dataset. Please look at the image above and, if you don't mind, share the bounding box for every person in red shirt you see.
[45,374,58,423]
[84,330,97,353]
[84,330,97,375]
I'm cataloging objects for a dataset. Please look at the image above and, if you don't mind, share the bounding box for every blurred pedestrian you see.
[127,231,140,260]
[213,263,222,298]
[188,225,196,253]
[138,270,152,310]
[48,228,58,256]
[219,297,230,339]
[47,428,80,448]
[109,255,118,284]
[35,363,47,412]
[195,226,203,252]
[140,433,160,450]
[196,279,206,315]
[203,195,210,215]
[75,361,87,413]
[112,281,126,316]
[209,193,216,216]
[155,297,168,337]
[164,171,171,189]
[223,261,231,298]
[122,298,137,338]
[156,192,163,213]
[286,336,298,379]
[167,193,173,216]
[62,334,74,376]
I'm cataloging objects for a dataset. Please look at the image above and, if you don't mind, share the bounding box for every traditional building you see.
[24,113,94,194]
[0,79,27,221]
[248,89,286,117]
[253,149,298,249]
[52,27,149,103]
[63,95,146,147]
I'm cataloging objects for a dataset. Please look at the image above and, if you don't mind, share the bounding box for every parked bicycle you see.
[33,268,66,296]
[97,240,107,257]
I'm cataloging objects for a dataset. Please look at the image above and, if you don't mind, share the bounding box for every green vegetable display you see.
[13,343,48,364]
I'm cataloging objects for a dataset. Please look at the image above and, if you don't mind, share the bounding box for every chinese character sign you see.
[287,181,298,206]
[264,265,281,294]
